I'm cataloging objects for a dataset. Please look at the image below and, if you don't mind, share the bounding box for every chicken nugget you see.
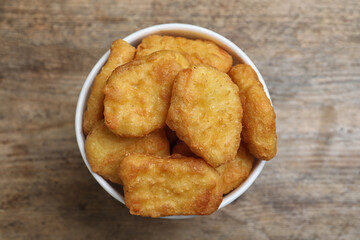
[166,65,242,168]
[103,50,190,137]
[216,144,254,194]
[119,154,223,217]
[173,141,254,194]
[136,35,233,72]
[83,39,136,135]
[229,64,277,160]
[85,120,169,184]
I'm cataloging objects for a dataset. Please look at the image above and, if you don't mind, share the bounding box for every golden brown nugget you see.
[173,141,253,194]
[166,65,242,168]
[83,39,136,135]
[119,154,223,217]
[229,64,277,160]
[136,35,233,72]
[103,50,190,137]
[85,120,169,184]
[216,144,254,194]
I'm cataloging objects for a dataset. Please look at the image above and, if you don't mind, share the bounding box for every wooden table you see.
[1,0,359,239]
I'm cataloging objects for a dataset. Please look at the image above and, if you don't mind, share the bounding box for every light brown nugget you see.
[136,35,233,72]
[103,50,190,137]
[229,64,277,160]
[216,144,254,194]
[166,65,242,168]
[83,39,136,135]
[119,154,223,217]
[173,141,254,194]
[85,120,169,184]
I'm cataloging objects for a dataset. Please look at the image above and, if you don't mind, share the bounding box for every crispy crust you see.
[119,154,223,217]
[85,120,169,184]
[166,65,242,167]
[103,50,190,137]
[216,144,253,194]
[136,35,233,72]
[173,141,254,194]
[229,64,277,160]
[82,39,136,135]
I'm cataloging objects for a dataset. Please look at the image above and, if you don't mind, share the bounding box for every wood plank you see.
[0,0,359,239]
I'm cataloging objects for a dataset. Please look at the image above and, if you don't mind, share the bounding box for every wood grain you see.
[0,0,359,239]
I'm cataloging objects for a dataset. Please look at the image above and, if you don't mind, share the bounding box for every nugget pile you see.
[83,35,277,218]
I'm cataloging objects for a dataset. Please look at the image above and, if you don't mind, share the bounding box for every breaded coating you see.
[136,35,233,72]
[103,50,190,137]
[229,64,277,160]
[119,154,223,217]
[83,39,136,135]
[172,140,198,157]
[173,141,254,194]
[166,65,242,168]
[216,144,254,194]
[85,120,169,184]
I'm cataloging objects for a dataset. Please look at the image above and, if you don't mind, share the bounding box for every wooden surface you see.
[1,0,359,239]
